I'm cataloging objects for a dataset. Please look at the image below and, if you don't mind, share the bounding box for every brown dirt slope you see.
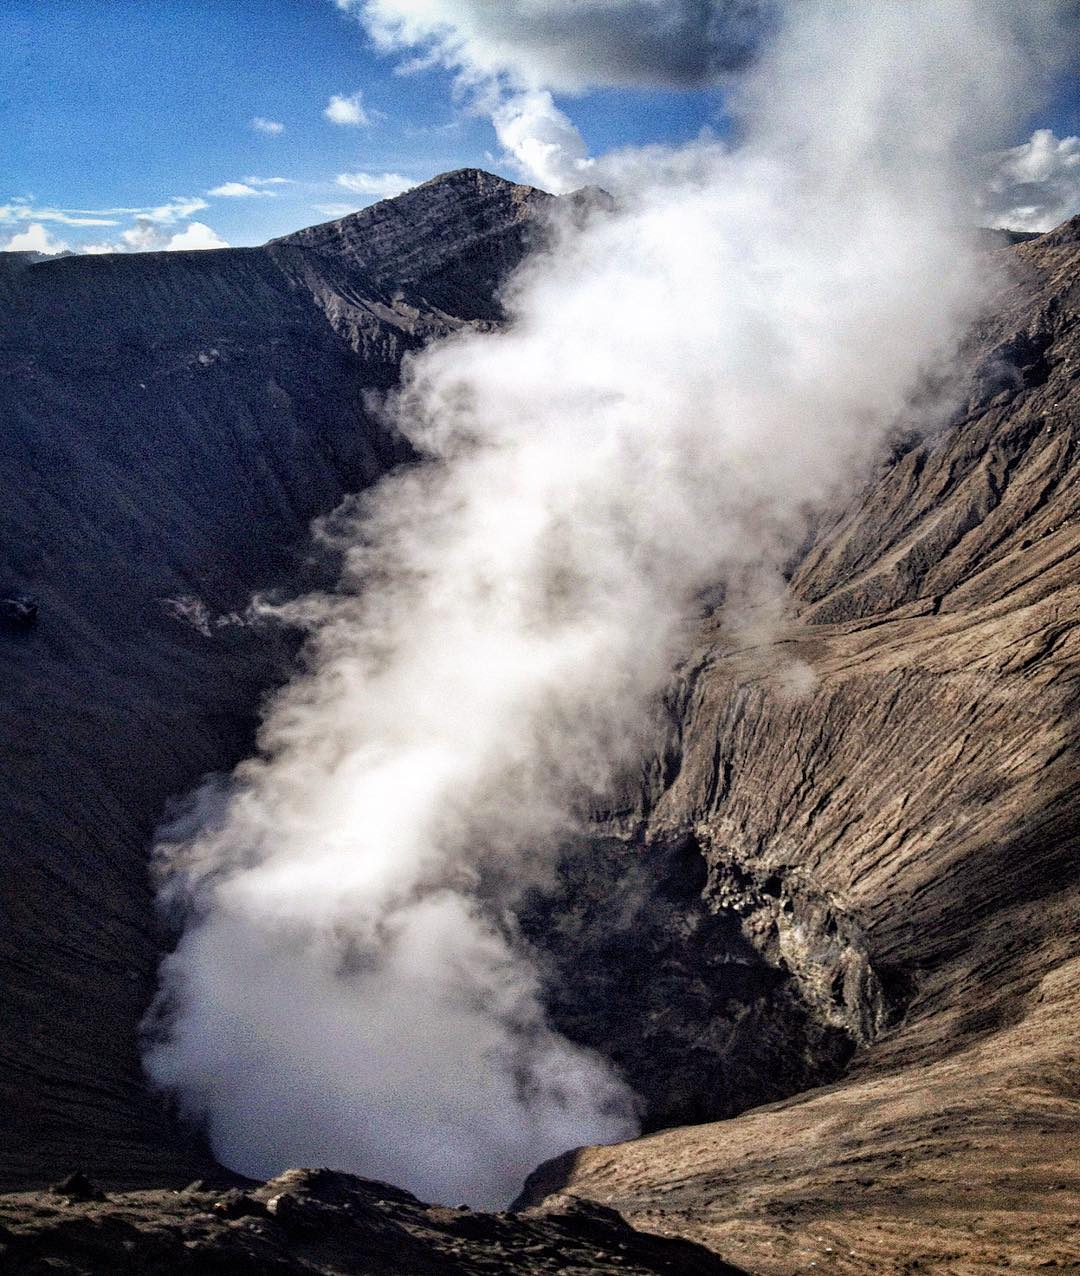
[524,223,1080,1274]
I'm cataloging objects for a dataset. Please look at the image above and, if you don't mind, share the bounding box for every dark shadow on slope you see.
[516,833,864,1133]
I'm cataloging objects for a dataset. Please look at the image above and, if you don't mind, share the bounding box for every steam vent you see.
[3,3,1079,1272]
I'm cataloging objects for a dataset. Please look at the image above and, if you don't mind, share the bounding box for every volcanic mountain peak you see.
[276,167,548,247]
[273,167,553,305]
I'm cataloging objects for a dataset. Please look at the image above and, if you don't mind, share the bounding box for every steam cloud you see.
[981,127,1080,232]
[145,1,1069,1209]
[342,0,772,192]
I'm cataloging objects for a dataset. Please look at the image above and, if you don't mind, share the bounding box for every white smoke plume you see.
[145,1,1069,1209]
[345,0,769,90]
[340,0,767,192]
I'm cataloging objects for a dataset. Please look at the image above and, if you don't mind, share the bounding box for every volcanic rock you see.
[0,1167,743,1275]
[520,218,1080,1273]
[49,1172,105,1202]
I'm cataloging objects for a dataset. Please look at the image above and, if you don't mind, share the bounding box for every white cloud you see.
[144,197,209,224]
[209,181,275,198]
[333,0,766,192]
[324,91,370,127]
[165,221,230,251]
[45,213,118,226]
[315,203,361,219]
[980,128,1080,232]
[341,0,768,92]
[0,193,229,255]
[119,216,228,252]
[251,116,285,135]
[491,90,594,192]
[120,221,170,250]
[340,1,1080,207]
[0,197,210,235]
[2,223,70,254]
[335,170,413,199]
[0,201,118,227]
[208,177,291,199]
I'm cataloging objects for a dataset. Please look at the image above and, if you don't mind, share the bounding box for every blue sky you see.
[0,0,722,251]
[2,1,1077,253]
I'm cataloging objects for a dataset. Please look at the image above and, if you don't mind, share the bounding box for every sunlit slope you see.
[530,218,1080,1275]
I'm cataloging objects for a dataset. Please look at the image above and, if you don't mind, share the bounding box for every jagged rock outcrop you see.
[0,1168,743,1275]
[521,221,1080,1273]
[0,170,551,1191]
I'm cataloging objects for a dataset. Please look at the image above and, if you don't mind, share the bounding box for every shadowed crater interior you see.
[516,832,891,1132]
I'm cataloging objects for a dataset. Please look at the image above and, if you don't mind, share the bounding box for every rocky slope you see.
[0,170,551,1191]
[521,220,1080,1272]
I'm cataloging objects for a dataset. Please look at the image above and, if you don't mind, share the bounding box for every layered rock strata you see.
[523,220,1080,1274]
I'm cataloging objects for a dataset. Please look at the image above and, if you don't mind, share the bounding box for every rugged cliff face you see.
[521,221,1080,1273]
[0,170,551,1191]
